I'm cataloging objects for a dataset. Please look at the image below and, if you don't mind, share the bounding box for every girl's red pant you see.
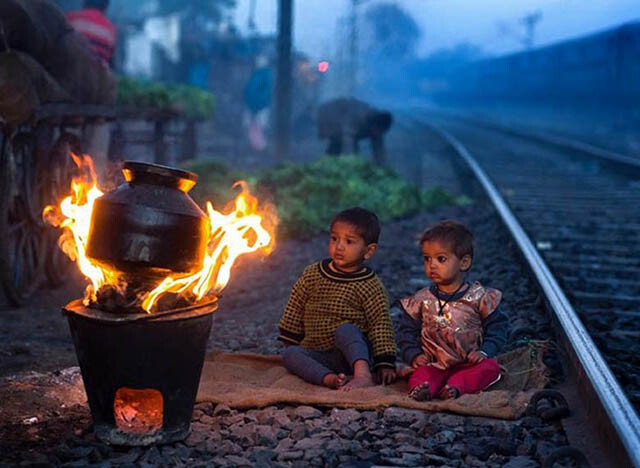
[408,358,500,399]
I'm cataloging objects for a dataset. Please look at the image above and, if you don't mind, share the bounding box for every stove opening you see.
[114,387,163,434]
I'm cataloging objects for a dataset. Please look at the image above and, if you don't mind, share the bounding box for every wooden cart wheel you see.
[1,222,47,303]
[0,129,48,305]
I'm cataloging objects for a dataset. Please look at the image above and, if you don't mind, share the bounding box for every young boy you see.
[395,220,508,400]
[278,207,397,390]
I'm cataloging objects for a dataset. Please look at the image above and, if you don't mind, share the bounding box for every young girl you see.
[395,220,509,400]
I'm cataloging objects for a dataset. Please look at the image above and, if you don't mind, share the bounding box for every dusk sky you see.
[232,0,640,60]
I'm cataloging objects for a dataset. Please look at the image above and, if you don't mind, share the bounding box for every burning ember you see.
[44,154,277,313]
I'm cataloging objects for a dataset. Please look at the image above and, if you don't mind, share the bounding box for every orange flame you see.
[142,181,275,311]
[44,154,277,312]
[43,154,115,303]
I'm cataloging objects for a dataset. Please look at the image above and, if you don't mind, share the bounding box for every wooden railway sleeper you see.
[542,446,590,468]
[528,390,571,421]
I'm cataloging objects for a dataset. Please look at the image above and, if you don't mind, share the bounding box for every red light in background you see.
[317,61,329,73]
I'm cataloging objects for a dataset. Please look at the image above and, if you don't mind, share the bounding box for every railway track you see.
[403,111,640,466]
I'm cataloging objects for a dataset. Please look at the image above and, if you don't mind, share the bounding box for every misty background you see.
[54,0,640,157]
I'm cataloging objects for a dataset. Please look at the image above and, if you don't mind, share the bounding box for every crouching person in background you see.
[317,98,392,166]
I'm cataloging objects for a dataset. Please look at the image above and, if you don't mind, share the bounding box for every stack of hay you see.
[0,0,116,128]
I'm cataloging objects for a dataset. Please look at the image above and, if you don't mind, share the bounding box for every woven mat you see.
[197,342,549,420]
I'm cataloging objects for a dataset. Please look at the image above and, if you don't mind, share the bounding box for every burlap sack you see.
[0,50,71,126]
[0,0,71,63]
[0,0,115,106]
[42,31,116,105]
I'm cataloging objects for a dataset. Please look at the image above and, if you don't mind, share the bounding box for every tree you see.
[363,3,421,60]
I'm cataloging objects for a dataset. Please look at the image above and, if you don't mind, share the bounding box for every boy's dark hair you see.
[84,0,109,10]
[330,207,380,245]
[420,220,474,260]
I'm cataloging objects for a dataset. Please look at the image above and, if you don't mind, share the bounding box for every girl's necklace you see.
[436,282,468,316]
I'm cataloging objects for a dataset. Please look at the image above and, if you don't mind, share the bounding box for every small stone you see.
[194,402,214,414]
[275,438,295,453]
[274,413,292,429]
[437,413,466,427]
[303,448,324,460]
[70,446,93,459]
[360,411,378,424]
[294,406,323,419]
[382,407,423,425]
[382,454,423,467]
[255,409,276,425]
[293,437,325,450]
[409,415,428,432]
[396,444,423,454]
[243,413,258,424]
[221,440,243,455]
[225,454,252,466]
[519,416,542,429]
[230,424,255,444]
[213,404,231,416]
[368,429,387,438]
[278,450,304,461]
[174,446,192,459]
[140,447,161,465]
[329,408,362,424]
[185,427,209,446]
[109,449,141,464]
[339,425,356,439]
[199,414,216,425]
[392,430,417,444]
[255,425,278,445]
[226,413,245,425]
[424,453,453,465]
[325,438,350,453]
[535,440,555,461]
[249,449,277,466]
[290,425,307,440]
[434,430,457,444]
[503,455,538,468]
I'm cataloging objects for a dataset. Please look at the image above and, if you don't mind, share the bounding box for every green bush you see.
[117,76,215,120]
[182,155,464,238]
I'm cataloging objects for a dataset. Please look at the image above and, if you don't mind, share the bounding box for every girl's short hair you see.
[420,220,473,260]
[330,207,380,245]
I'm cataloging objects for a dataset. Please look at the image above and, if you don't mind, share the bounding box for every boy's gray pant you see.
[281,323,372,385]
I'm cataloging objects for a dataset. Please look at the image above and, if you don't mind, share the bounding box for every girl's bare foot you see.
[408,382,431,401]
[439,384,460,400]
[322,373,346,389]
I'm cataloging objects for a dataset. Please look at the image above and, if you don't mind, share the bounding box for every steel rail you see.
[430,123,640,467]
[411,106,640,170]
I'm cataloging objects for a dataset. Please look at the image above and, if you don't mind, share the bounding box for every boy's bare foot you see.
[341,374,374,391]
[341,359,374,391]
[439,384,460,400]
[408,382,431,401]
[322,373,347,389]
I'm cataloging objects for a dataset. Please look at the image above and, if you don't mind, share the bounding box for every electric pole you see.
[274,0,293,162]
[521,11,542,50]
[348,0,357,97]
